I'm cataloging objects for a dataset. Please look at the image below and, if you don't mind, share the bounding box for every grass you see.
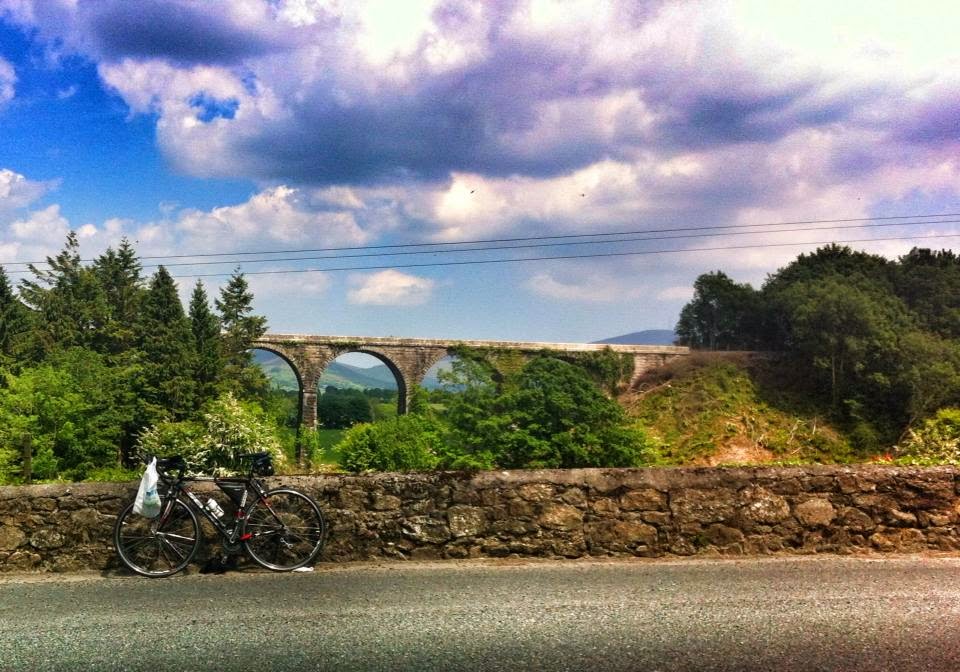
[622,352,861,466]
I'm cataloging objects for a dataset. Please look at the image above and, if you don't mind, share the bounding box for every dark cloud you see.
[897,94,960,145]
[83,0,292,65]
[8,0,905,187]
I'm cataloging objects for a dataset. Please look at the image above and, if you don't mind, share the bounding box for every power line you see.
[134,218,960,270]
[4,211,960,269]
[165,232,960,279]
[6,216,959,277]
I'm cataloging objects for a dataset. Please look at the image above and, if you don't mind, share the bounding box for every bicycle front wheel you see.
[242,489,326,571]
[114,498,200,577]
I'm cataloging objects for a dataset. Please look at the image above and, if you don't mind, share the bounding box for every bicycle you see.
[113,452,326,577]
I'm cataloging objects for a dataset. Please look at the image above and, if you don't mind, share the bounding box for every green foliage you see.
[339,415,444,473]
[896,408,960,465]
[0,266,32,362]
[432,356,649,470]
[675,244,960,453]
[136,266,196,424]
[676,271,761,350]
[92,238,144,354]
[318,387,373,428]
[137,393,285,475]
[627,355,857,465]
[574,348,636,396]
[216,269,269,400]
[19,231,113,356]
[0,348,134,482]
[777,274,912,410]
[189,280,222,408]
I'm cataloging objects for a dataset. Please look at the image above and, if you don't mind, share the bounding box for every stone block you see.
[560,487,586,507]
[671,488,737,524]
[585,520,658,548]
[371,494,402,511]
[620,488,666,512]
[794,498,836,528]
[590,498,619,516]
[401,516,450,544]
[704,524,745,547]
[0,525,25,551]
[738,485,790,524]
[517,483,555,502]
[840,507,875,533]
[447,505,487,538]
[537,504,583,531]
[29,529,64,550]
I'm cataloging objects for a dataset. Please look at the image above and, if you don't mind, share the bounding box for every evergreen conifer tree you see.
[0,266,31,361]
[189,280,222,408]
[93,238,144,354]
[137,266,196,424]
[215,269,269,398]
[18,231,109,355]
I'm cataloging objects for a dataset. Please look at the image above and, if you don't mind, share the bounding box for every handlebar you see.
[140,453,272,480]
[142,454,187,482]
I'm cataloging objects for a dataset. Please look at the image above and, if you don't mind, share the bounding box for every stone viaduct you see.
[251,334,689,429]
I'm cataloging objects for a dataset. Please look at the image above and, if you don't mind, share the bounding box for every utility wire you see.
[134,218,960,270]
[4,211,960,268]
[6,216,959,277]
[166,232,960,279]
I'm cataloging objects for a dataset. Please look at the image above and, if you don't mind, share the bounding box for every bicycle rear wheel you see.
[114,498,200,577]
[242,489,325,571]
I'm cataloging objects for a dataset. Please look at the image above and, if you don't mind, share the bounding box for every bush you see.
[895,408,960,465]
[445,356,651,469]
[339,415,444,473]
[137,393,285,475]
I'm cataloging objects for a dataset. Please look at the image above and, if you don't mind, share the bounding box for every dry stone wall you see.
[2,466,960,573]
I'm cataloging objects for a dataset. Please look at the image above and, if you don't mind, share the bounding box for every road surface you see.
[1,556,960,671]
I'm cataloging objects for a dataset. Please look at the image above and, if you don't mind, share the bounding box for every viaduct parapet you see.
[252,333,689,429]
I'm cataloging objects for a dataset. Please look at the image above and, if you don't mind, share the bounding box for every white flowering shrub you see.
[137,393,285,476]
[895,408,960,465]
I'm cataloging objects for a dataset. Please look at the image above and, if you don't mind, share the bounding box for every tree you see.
[891,331,960,428]
[777,276,912,411]
[893,248,960,339]
[215,269,268,398]
[339,415,443,473]
[0,348,132,481]
[318,387,373,428]
[136,266,196,425]
[92,238,144,354]
[439,356,649,469]
[676,271,759,350]
[0,266,31,361]
[189,280,222,408]
[19,231,110,355]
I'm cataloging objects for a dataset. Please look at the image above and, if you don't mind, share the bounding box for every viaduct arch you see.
[252,334,690,430]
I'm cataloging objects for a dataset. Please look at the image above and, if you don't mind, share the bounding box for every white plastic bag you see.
[133,457,161,518]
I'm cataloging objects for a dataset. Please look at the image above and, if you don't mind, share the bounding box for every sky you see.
[1,0,959,344]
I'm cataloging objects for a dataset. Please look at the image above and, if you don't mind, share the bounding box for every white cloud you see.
[347,269,434,306]
[657,285,694,302]
[0,57,15,106]
[10,204,69,241]
[525,270,646,303]
[0,168,53,213]
[173,185,371,249]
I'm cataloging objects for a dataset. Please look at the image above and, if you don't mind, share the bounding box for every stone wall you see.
[2,466,959,573]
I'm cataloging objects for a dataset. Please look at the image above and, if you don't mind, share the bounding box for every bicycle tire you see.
[242,489,326,571]
[114,498,200,577]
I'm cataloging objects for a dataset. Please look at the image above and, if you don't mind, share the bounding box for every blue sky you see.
[1,0,959,343]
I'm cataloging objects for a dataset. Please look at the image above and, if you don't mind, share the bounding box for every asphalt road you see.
[2,556,960,671]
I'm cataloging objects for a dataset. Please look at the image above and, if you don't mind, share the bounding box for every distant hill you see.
[254,350,400,391]
[594,330,677,345]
